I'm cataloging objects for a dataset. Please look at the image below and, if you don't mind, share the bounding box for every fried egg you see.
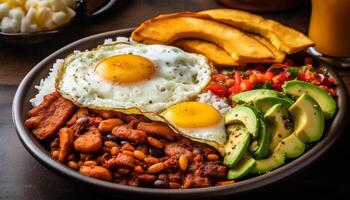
[162,101,227,153]
[56,42,212,113]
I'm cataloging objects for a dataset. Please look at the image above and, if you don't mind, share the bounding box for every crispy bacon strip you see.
[25,92,76,140]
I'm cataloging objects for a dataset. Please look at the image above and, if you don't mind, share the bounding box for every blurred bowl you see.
[216,0,306,12]
[0,0,118,45]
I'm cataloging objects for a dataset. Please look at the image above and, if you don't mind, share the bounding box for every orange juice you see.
[309,0,350,57]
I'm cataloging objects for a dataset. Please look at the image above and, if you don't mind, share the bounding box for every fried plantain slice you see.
[172,39,240,67]
[131,12,274,64]
[199,9,314,54]
[248,34,286,63]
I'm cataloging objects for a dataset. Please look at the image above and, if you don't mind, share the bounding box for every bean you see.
[67,153,76,161]
[169,182,181,189]
[50,138,59,149]
[179,155,188,171]
[134,165,144,174]
[148,147,163,158]
[147,137,164,149]
[117,168,130,174]
[119,140,130,146]
[84,160,97,166]
[110,147,119,156]
[113,172,122,178]
[133,150,146,160]
[122,150,134,157]
[101,147,111,154]
[148,162,165,174]
[77,160,84,168]
[207,154,219,161]
[52,150,59,159]
[104,141,118,148]
[98,118,124,132]
[144,156,159,164]
[79,165,112,181]
[158,174,168,181]
[105,134,118,142]
[68,161,78,170]
[153,179,169,188]
[121,143,135,151]
[76,107,89,118]
[137,174,156,183]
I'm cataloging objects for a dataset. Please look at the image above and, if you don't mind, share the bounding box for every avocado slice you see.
[249,118,270,159]
[225,105,260,138]
[283,80,336,119]
[289,93,325,143]
[264,104,293,153]
[224,124,251,168]
[250,150,285,174]
[231,89,290,104]
[227,154,256,180]
[251,134,305,174]
[254,96,293,113]
[275,134,306,158]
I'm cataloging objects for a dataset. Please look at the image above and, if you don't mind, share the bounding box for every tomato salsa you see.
[207,58,336,100]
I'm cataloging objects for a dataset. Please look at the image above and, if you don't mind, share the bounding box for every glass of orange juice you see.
[308,0,350,67]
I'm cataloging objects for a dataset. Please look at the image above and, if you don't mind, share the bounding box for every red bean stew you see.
[25,92,232,189]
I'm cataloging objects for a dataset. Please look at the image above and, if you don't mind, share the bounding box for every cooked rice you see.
[30,59,64,107]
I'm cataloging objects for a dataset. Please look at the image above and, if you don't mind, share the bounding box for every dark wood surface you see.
[1,0,350,199]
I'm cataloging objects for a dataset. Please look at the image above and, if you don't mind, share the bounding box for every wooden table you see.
[1,1,349,199]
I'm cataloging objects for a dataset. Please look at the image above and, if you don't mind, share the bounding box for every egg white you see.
[56,42,212,113]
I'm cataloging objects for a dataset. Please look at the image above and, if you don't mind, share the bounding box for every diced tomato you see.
[225,79,235,87]
[304,70,316,81]
[265,71,274,81]
[240,80,254,91]
[206,57,336,98]
[298,71,306,81]
[212,74,227,82]
[207,83,228,97]
[234,72,242,87]
[228,85,241,96]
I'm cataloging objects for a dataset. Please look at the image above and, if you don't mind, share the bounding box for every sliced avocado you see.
[264,104,293,153]
[289,93,325,143]
[224,124,251,168]
[225,105,259,138]
[227,154,256,180]
[250,150,285,174]
[231,89,290,104]
[283,80,336,119]
[249,118,270,159]
[254,96,293,113]
[275,134,305,158]
[251,134,305,174]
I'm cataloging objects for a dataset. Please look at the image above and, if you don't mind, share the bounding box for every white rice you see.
[30,59,64,107]
[30,37,231,116]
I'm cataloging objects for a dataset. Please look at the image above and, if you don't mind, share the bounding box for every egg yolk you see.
[95,54,156,84]
[162,102,222,128]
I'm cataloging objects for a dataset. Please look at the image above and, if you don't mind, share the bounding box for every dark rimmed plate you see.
[12,28,348,199]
